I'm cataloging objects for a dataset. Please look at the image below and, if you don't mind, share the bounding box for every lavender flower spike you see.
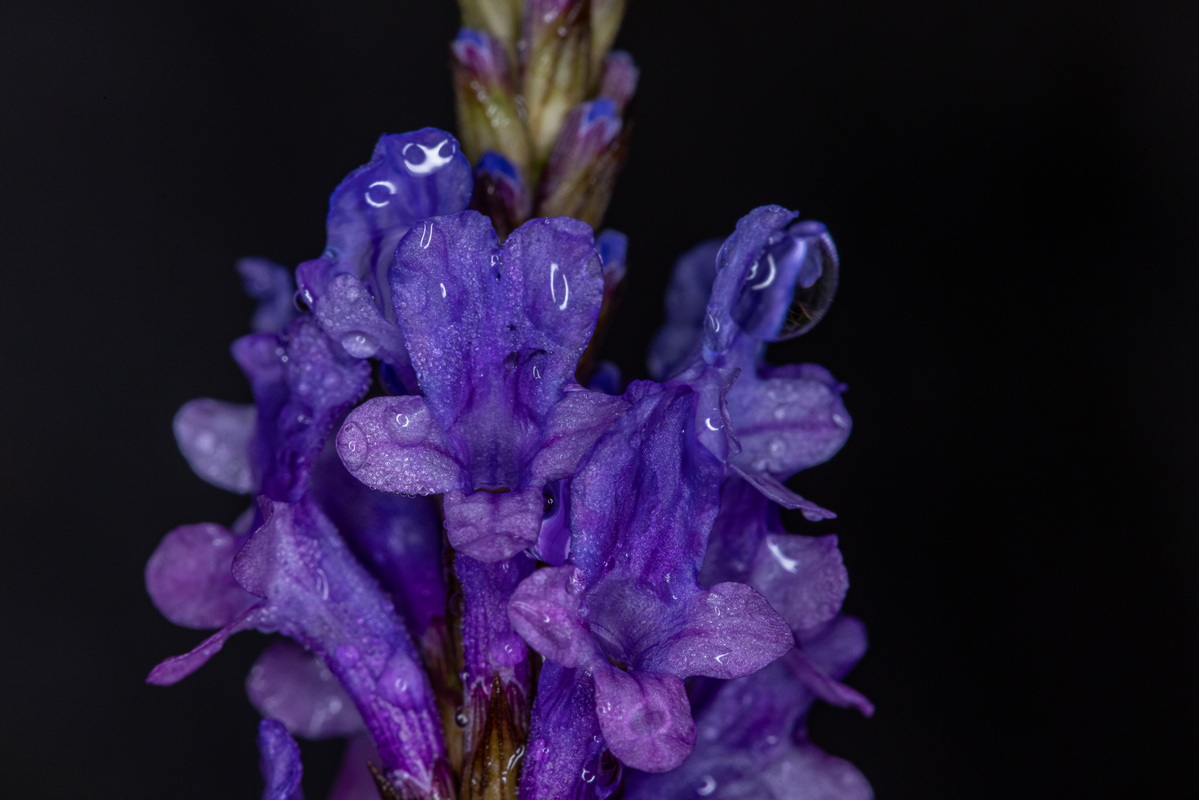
[337,210,628,561]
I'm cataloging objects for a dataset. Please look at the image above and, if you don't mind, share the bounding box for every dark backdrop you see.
[3,0,1196,797]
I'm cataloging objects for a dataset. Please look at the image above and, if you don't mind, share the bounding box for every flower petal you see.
[237,257,297,335]
[145,522,258,629]
[232,497,449,793]
[257,718,305,800]
[528,388,630,482]
[173,399,257,494]
[508,565,595,668]
[246,640,364,739]
[443,487,544,561]
[296,129,472,308]
[645,581,793,680]
[233,318,371,502]
[750,533,848,635]
[732,463,835,521]
[728,366,851,479]
[392,212,603,446]
[146,604,265,685]
[592,666,695,772]
[648,239,721,381]
[520,663,617,800]
[336,395,466,496]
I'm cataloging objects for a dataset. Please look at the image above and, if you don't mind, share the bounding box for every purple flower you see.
[335,210,627,562]
[150,495,453,798]
[295,129,472,390]
[148,5,872,790]
[510,379,794,783]
[650,205,850,520]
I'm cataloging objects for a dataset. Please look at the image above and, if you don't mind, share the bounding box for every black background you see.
[3,0,1197,797]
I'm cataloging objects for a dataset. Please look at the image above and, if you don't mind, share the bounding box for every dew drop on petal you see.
[339,331,378,358]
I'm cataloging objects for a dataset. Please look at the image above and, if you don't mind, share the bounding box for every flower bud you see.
[453,28,530,170]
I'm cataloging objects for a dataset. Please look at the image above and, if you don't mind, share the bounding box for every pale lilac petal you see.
[626,616,872,799]
[645,581,793,680]
[750,533,848,634]
[728,370,851,479]
[173,399,257,494]
[592,666,695,772]
[258,719,306,800]
[442,487,543,561]
[336,395,466,496]
[246,640,364,739]
[145,522,258,629]
[787,645,874,717]
[760,744,873,800]
[508,565,595,668]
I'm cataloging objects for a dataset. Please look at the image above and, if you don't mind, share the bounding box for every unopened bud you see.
[536,98,628,227]
[452,29,530,170]
[597,50,638,114]
[521,0,592,165]
[470,153,531,240]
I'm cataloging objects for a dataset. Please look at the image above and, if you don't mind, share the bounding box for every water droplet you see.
[365,179,396,207]
[401,138,455,176]
[697,775,717,796]
[340,330,378,358]
[769,438,786,457]
[454,707,469,727]
[314,568,329,600]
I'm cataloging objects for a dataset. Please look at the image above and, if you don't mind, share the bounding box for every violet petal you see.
[592,665,695,773]
[231,497,448,794]
[336,395,466,496]
[258,718,305,800]
[173,399,257,494]
[508,565,595,669]
[749,533,848,635]
[644,581,794,680]
[145,522,258,629]
[246,640,364,740]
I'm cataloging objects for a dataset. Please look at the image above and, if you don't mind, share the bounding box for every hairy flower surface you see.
[148,3,870,798]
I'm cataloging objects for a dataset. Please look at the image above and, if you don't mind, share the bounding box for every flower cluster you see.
[147,3,871,799]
